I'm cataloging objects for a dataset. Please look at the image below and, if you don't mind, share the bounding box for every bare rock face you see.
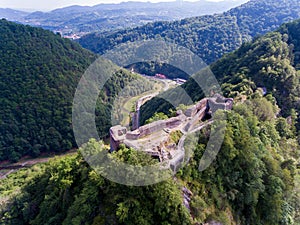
[182,186,193,211]
[204,221,223,225]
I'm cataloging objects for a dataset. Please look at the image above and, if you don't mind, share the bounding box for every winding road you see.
[131,76,173,129]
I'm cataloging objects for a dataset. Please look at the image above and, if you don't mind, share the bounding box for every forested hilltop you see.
[0,19,155,162]
[1,109,299,224]
[78,0,300,65]
[1,19,299,225]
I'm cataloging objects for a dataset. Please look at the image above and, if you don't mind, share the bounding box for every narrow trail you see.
[0,149,77,179]
[131,76,173,129]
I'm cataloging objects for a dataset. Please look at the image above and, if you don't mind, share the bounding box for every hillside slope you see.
[0,0,247,37]
[140,19,300,126]
[78,0,300,65]
[0,19,97,161]
[1,92,298,224]
[0,8,29,21]
[0,19,299,225]
[0,19,154,162]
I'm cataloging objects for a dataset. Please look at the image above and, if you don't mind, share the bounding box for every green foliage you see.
[0,19,154,161]
[145,112,169,124]
[0,144,192,225]
[1,5,300,225]
[127,62,190,80]
[79,0,300,65]
[140,19,300,127]
[130,20,300,223]
[2,93,298,225]
[211,28,300,117]
[11,1,245,37]
[96,70,155,138]
[1,103,299,225]
[170,130,183,145]
[140,97,175,126]
[179,105,299,224]
[0,19,95,161]
[0,165,46,198]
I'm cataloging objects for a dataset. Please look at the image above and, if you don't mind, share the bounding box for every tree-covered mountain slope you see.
[0,19,299,225]
[0,97,299,224]
[9,0,247,37]
[0,19,154,162]
[140,19,300,127]
[78,0,300,65]
[194,19,300,117]
[0,19,95,162]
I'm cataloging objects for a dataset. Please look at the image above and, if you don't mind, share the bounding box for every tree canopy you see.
[0,19,154,161]
[78,0,300,65]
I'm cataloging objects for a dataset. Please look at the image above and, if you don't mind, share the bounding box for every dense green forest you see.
[0,19,155,162]
[78,0,300,65]
[0,18,299,225]
[140,19,300,127]
[0,19,94,161]
[0,3,300,224]
[1,97,299,224]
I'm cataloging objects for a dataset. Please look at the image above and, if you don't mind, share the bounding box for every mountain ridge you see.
[0,0,248,37]
[139,18,300,128]
[78,0,300,65]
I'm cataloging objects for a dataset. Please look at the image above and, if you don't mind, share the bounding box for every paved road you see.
[131,77,172,129]
[142,75,171,92]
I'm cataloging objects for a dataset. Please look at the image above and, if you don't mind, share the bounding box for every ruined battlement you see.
[109,94,233,171]
[110,112,186,146]
[207,94,233,113]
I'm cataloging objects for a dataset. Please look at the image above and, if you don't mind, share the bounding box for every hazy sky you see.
[0,0,230,11]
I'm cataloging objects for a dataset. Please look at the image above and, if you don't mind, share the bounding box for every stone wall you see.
[110,94,233,157]
[109,125,127,151]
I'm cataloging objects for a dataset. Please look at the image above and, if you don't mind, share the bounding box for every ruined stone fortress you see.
[110,94,233,171]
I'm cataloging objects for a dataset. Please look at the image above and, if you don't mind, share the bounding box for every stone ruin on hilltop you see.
[110,94,233,172]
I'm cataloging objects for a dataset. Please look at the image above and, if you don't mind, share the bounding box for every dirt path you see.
[0,149,77,179]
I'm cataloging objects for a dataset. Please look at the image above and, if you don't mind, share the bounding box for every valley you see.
[78,0,300,64]
[0,0,299,224]
[113,75,175,128]
[0,74,174,180]
[0,0,248,37]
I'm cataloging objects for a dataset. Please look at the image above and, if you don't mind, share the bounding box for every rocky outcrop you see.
[182,186,193,211]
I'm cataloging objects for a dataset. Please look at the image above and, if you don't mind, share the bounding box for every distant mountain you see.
[0,8,29,21]
[0,0,248,37]
[78,0,300,65]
